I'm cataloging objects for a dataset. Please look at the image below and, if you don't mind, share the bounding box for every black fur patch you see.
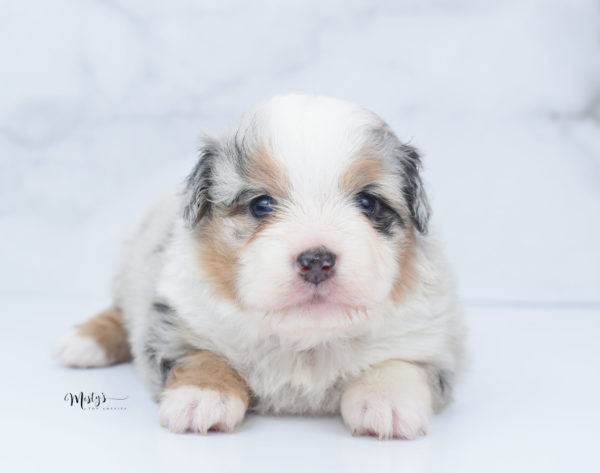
[356,186,405,237]
[398,144,430,234]
[159,358,175,383]
[183,139,220,226]
[370,198,405,237]
[425,366,454,412]
[152,302,174,314]
[143,302,180,388]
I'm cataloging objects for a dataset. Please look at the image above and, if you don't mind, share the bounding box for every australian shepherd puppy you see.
[54,94,465,439]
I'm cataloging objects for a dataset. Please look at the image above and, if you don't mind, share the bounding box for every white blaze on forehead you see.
[241,94,382,199]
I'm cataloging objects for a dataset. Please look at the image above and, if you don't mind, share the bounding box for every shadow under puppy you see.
[54,94,465,439]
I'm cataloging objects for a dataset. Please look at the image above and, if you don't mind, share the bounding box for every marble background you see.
[1,0,599,305]
[2,3,600,472]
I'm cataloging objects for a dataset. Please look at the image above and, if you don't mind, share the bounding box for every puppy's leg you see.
[341,360,434,440]
[54,307,132,368]
[158,350,250,434]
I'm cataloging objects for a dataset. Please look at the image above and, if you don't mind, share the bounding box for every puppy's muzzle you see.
[296,247,336,285]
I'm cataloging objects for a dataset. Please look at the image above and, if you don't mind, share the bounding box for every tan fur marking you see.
[196,217,240,303]
[246,147,290,197]
[391,231,419,305]
[194,147,288,305]
[77,307,132,363]
[339,156,386,194]
[166,350,250,409]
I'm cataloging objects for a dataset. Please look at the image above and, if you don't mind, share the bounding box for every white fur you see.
[53,327,110,368]
[109,94,464,434]
[341,360,432,439]
[159,386,246,433]
[235,197,399,317]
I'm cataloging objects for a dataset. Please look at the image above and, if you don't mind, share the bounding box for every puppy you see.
[54,94,464,439]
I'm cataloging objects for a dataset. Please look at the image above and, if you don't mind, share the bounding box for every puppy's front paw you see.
[159,385,247,434]
[341,385,431,440]
[341,361,434,440]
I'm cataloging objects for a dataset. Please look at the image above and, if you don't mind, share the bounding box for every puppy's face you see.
[184,95,430,332]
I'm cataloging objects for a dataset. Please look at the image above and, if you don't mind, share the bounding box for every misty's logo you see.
[64,392,128,410]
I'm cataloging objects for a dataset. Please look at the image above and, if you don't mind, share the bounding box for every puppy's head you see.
[184,95,430,332]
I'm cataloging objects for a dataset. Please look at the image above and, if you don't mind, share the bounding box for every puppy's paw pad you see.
[159,386,246,434]
[341,388,431,440]
[53,328,110,368]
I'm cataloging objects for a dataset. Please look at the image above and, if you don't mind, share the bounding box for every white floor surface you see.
[1,298,599,473]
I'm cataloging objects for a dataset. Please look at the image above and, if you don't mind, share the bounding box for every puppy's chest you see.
[224,337,371,414]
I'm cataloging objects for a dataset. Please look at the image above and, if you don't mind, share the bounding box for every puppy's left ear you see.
[398,144,431,234]
[182,137,220,227]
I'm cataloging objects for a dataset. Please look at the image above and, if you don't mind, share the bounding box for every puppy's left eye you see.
[250,195,276,218]
[355,193,378,216]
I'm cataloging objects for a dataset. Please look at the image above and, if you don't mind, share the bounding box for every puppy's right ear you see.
[182,138,219,227]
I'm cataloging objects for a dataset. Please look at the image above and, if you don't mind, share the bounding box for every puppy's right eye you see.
[250,195,275,218]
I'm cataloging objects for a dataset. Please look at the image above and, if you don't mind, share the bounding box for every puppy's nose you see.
[296,247,336,285]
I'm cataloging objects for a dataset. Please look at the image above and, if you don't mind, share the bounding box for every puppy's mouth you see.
[304,292,332,306]
[276,283,363,313]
